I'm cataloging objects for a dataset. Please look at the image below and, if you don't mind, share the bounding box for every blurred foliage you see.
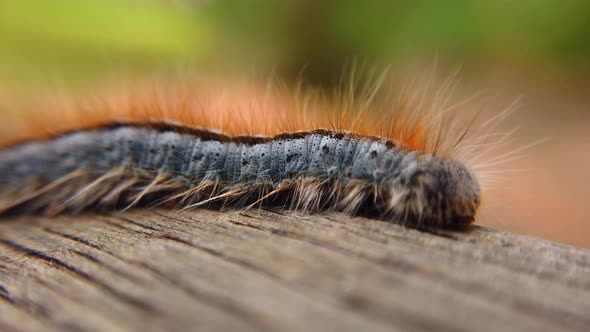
[0,0,209,81]
[0,0,589,85]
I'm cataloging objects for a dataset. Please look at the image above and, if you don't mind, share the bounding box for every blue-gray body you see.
[0,126,480,226]
[1,127,405,186]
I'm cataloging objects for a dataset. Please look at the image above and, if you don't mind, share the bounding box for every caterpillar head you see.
[384,154,481,227]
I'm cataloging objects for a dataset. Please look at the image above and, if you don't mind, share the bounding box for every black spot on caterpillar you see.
[0,125,480,227]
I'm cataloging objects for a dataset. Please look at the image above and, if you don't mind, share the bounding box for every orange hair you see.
[0,75,459,157]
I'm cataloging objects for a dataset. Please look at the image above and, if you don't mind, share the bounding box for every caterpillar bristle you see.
[0,71,515,227]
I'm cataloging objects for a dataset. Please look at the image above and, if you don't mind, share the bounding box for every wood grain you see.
[0,209,588,332]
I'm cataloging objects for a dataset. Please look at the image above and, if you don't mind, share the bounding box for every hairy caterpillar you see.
[0,74,500,227]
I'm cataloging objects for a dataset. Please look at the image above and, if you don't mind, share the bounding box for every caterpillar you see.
[0,74,501,227]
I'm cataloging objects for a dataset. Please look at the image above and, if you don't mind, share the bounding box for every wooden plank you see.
[0,209,589,332]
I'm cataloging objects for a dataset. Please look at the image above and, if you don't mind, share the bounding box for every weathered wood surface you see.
[0,209,589,332]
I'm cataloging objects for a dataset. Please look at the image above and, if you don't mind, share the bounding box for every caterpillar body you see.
[0,77,491,227]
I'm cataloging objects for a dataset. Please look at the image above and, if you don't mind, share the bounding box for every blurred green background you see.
[1,0,589,247]
[2,0,589,84]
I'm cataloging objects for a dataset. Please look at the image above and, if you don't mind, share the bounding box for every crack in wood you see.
[0,238,163,316]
